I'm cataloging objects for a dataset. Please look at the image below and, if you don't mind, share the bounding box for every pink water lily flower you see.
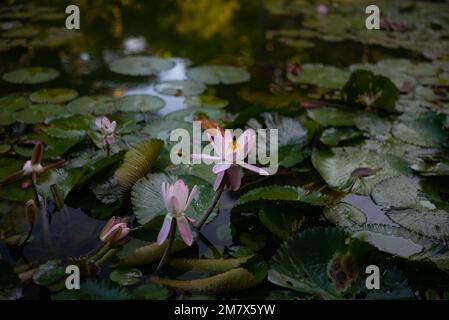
[100,217,130,243]
[193,129,269,191]
[157,180,198,246]
[95,116,116,145]
[316,4,328,15]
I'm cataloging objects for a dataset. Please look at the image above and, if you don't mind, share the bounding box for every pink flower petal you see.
[214,171,225,191]
[226,165,242,191]
[157,215,173,245]
[240,162,270,176]
[173,180,188,209]
[176,216,193,246]
[213,163,231,174]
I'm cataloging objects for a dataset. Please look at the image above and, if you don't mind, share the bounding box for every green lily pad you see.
[343,70,400,111]
[0,110,14,126]
[44,127,86,139]
[54,279,133,300]
[132,283,171,300]
[30,88,78,104]
[187,65,250,85]
[110,268,143,286]
[2,26,40,38]
[0,145,11,154]
[392,112,447,147]
[320,127,362,146]
[164,107,224,123]
[288,64,350,90]
[185,95,229,109]
[2,67,59,84]
[240,233,266,251]
[0,96,30,112]
[269,227,414,299]
[311,146,408,195]
[109,56,174,76]
[32,260,66,286]
[323,202,367,228]
[307,107,357,127]
[67,96,116,115]
[259,206,303,240]
[353,113,392,139]
[114,94,165,113]
[155,80,206,97]
[13,103,67,124]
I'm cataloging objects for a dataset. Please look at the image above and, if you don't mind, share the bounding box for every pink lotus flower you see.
[316,4,328,15]
[157,180,197,246]
[95,116,116,145]
[193,129,269,191]
[100,217,130,243]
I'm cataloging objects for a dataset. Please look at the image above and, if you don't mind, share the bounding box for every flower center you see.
[228,136,239,152]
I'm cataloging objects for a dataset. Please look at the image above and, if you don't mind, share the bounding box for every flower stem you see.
[154,219,177,274]
[90,242,112,262]
[106,143,111,157]
[195,182,224,229]
[95,248,117,267]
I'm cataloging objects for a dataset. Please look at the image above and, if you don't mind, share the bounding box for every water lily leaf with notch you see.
[269,227,414,299]
[132,283,171,300]
[32,260,66,286]
[343,70,400,111]
[320,127,362,146]
[237,185,333,207]
[115,139,164,199]
[311,146,409,195]
[15,132,84,158]
[155,80,206,97]
[2,67,59,84]
[186,65,250,85]
[287,64,350,90]
[350,224,449,271]
[54,279,133,300]
[307,107,357,127]
[67,96,117,115]
[132,173,217,225]
[114,94,165,113]
[110,268,142,286]
[392,112,447,148]
[185,95,229,109]
[109,56,174,76]
[13,104,67,124]
[29,88,78,104]
[324,202,367,228]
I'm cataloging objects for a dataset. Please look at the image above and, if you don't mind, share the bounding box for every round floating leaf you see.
[307,107,357,127]
[324,202,367,228]
[0,110,14,126]
[30,88,78,104]
[353,113,392,139]
[164,107,224,123]
[392,112,447,147]
[110,268,142,286]
[0,145,11,154]
[109,56,174,76]
[269,227,414,299]
[142,119,192,141]
[2,67,59,84]
[343,70,400,111]
[44,127,86,139]
[288,64,350,90]
[54,279,133,300]
[13,104,67,124]
[132,283,170,300]
[185,95,229,108]
[259,207,303,240]
[114,94,165,113]
[67,96,116,115]
[155,80,206,97]
[320,127,362,146]
[371,175,424,210]
[32,261,66,286]
[0,96,30,111]
[311,146,408,195]
[187,65,250,85]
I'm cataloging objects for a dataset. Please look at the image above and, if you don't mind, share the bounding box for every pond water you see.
[1,0,449,300]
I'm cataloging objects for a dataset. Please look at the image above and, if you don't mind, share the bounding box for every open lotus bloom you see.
[193,129,269,191]
[157,180,198,246]
[95,116,116,145]
[100,217,130,243]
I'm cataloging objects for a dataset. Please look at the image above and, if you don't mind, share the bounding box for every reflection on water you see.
[342,193,395,225]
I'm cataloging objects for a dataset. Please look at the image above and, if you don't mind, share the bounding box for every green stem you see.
[196,182,224,229]
[95,249,117,267]
[90,242,111,261]
[154,219,177,274]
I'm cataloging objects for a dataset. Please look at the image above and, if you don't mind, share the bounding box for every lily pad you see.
[320,127,362,146]
[323,202,367,228]
[67,96,116,115]
[32,261,66,286]
[307,107,357,127]
[54,279,133,300]
[0,96,30,111]
[185,95,229,109]
[187,65,250,85]
[13,104,67,124]
[110,268,142,286]
[2,26,40,38]
[30,88,78,104]
[155,80,206,97]
[109,56,174,76]
[2,67,59,84]
[114,94,165,113]
[288,64,350,90]
[132,283,171,300]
